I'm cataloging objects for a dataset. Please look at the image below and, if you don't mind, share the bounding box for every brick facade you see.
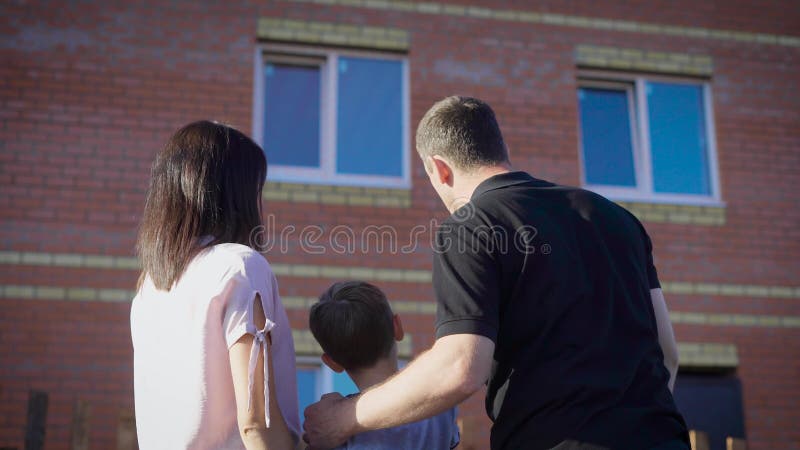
[1,1,798,449]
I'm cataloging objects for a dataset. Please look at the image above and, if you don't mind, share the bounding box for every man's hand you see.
[303,393,357,450]
[303,334,493,449]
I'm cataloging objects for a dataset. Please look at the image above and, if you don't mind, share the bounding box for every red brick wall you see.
[1,1,798,449]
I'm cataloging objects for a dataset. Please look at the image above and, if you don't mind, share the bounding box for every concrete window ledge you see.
[263,182,412,208]
[617,201,726,226]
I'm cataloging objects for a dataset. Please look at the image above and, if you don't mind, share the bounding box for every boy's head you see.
[309,281,403,373]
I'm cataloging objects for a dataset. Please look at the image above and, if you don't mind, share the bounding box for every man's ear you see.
[422,154,435,175]
[321,353,345,373]
[393,314,405,342]
[430,156,454,186]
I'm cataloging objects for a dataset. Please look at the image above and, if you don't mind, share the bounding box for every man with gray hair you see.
[304,96,689,450]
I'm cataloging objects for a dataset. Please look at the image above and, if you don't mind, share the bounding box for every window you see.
[295,357,408,425]
[254,45,410,188]
[296,358,359,425]
[577,74,720,204]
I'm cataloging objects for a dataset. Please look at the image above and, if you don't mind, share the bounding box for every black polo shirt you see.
[433,171,688,450]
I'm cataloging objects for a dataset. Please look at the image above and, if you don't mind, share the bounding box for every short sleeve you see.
[643,229,661,289]
[433,220,501,342]
[221,270,277,349]
[218,253,280,427]
[621,207,661,290]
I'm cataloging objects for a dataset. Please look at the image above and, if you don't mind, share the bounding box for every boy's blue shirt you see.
[333,398,460,450]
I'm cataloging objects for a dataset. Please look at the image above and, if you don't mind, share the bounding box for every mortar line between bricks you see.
[293,329,415,358]
[1,251,798,298]
[278,0,800,48]
[1,283,799,329]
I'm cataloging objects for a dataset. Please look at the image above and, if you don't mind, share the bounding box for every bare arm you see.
[651,288,679,391]
[303,333,494,449]
[229,295,295,450]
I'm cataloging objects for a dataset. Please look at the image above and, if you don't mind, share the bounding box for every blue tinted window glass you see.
[336,57,403,177]
[332,371,359,396]
[264,63,320,168]
[647,82,710,195]
[578,87,637,187]
[296,368,317,425]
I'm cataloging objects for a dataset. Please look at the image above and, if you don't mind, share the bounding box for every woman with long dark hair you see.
[131,121,299,449]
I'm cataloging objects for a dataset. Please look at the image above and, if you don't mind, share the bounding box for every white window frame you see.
[296,356,338,397]
[577,70,723,206]
[253,44,411,189]
[295,356,408,399]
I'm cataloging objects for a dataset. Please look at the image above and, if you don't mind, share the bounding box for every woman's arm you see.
[229,295,295,450]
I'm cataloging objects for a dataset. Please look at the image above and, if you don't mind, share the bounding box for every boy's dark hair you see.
[415,95,509,170]
[309,281,395,371]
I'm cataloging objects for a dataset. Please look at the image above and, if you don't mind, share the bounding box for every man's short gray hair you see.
[415,96,509,170]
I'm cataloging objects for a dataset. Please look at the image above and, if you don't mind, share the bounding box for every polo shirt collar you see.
[471,171,551,200]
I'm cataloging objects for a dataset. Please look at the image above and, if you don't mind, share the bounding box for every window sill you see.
[616,200,726,226]
[263,182,411,208]
[584,186,726,225]
[677,342,738,369]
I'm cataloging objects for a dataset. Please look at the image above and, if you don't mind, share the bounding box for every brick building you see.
[1,1,798,449]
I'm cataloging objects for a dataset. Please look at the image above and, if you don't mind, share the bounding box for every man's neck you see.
[447,164,513,213]
[347,357,399,392]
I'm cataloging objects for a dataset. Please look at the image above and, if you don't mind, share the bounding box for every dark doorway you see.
[673,372,746,450]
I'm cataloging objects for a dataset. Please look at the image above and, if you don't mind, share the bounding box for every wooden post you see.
[69,400,91,450]
[727,437,747,450]
[689,430,710,450]
[456,416,477,450]
[116,408,138,450]
[24,390,48,450]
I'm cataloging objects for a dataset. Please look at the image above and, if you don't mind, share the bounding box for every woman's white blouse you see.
[131,243,300,449]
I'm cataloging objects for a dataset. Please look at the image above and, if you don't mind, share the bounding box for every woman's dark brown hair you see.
[136,120,267,291]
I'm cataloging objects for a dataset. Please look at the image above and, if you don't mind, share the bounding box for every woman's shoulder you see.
[202,242,274,277]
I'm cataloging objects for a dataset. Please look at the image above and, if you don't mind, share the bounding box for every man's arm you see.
[303,333,494,449]
[651,288,679,391]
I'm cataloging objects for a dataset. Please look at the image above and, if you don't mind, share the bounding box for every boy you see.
[309,281,460,450]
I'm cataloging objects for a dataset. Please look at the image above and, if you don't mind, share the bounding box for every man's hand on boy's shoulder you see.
[303,392,359,450]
